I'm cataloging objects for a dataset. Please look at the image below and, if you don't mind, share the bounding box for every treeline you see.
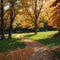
[0,0,60,40]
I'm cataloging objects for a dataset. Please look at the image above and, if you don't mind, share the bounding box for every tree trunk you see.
[8,3,15,39]
[35,19,37,35]
[1,0,5,40]
[8,10,13,39]
[35,27,37,34]
[8,21,12,39]
[57,27,60,34]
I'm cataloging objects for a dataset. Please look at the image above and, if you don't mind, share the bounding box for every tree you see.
[50,0,60,7]
[19,11,48,30]
[20,0,46,34]
[8,0,31,39]
[48,0,60,32]
[0,0,5,39]
[8,0,18,39]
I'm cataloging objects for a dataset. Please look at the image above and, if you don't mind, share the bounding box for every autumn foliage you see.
[48,0,60,31]
[0,0,60,39]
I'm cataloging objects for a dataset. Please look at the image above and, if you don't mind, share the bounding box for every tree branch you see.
[25,8,33,20]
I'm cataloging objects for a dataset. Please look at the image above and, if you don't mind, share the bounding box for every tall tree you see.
[21,0,46,34]
[8,0,16,39]
[0,0,5,39]
[8,0,32,38]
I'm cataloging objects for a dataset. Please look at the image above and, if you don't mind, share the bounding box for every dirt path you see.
[0,37,54,60]
[21,38,54,60]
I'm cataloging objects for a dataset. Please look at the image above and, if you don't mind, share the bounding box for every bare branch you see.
[25,8,33,20]
[37,4,43,18]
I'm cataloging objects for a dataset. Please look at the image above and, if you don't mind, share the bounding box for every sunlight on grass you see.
[20,31,60,48]
[21,31,58,40]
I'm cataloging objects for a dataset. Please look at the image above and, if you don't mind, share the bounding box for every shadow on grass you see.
[24,34,35,38]
[0,38,26,53]
[36,38,60,48]
[52,32,60,38]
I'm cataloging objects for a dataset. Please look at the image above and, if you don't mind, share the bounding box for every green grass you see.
[38,38,60,48]
[20,31,60,48]
[0,38,26,52]
[20,31,58,40]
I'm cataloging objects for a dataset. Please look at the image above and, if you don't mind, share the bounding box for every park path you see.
[20,38,54,60]
[0,36,55,60]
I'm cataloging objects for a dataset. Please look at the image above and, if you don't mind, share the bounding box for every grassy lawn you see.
[20,31,58,40]
[20,31,60,48]
[0,38,26,52]
[0,31,59,52]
